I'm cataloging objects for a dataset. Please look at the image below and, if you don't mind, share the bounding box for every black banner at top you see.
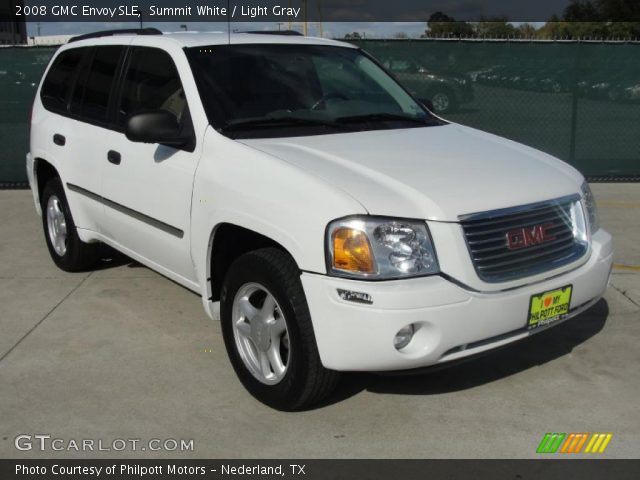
[0,0,600,23]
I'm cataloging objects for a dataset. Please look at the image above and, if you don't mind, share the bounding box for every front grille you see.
[460,195,588,282]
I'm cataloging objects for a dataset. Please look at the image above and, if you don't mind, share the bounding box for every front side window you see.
[187,44,444,139]
[40,48,87,113]
[116,47,189,128]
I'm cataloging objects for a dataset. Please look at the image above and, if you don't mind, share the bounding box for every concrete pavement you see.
[0,185,638,458]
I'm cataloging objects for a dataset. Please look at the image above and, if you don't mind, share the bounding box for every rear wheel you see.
[41,177,98,271]
[220,248,339,410]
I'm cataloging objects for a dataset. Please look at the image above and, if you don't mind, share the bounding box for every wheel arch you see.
[206,223,300,303]
[34,157,61,208]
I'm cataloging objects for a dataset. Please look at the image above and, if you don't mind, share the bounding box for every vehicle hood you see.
[240,123,583,221]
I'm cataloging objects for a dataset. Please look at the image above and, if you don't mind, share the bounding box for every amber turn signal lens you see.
[332,228,376,273]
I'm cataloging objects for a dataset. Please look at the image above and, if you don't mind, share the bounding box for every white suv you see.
[27,29,613,410]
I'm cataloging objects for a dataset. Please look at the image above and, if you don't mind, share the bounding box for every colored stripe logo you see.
[537,433,565,453]
[584,433,613,453]
[537,433,613,454]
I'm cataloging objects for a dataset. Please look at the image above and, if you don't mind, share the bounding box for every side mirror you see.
[419,98,434,112]
[125,110,189,146]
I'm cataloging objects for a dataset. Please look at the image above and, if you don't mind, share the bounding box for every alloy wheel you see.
[46,195,68,256]
[231,283,290,385]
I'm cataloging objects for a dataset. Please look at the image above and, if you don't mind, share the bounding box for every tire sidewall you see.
[220,253,310,411]
[41,178,82,271]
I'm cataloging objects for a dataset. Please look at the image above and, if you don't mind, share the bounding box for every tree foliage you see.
[343,32,362,40]
[425,12,474,37]
[473,17,517,38]
[539,0,640,38]
[422,1,640,39]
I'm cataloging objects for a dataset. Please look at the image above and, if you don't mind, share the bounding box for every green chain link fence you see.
[0,46,57,187]
[1,40,639,186]
[354,39,640,179]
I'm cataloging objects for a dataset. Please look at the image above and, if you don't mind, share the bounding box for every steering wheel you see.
[311,93,349,111]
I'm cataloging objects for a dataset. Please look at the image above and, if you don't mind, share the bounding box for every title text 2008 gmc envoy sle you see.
[27,30,613,410]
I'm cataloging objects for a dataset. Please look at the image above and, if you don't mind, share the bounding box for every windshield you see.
[186,44,444,139]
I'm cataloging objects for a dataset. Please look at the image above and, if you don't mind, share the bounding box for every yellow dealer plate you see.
[528,285,573,330]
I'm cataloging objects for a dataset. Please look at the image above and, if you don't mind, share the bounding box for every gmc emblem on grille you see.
[506,224,556,250]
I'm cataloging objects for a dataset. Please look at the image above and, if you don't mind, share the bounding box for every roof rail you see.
[242,30,303,36]
[68,28,162,44]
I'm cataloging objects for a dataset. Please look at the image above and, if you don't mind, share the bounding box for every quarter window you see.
[40,48,86,113]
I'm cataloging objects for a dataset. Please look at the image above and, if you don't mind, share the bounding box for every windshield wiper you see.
[336,113,432,125]
[220,116,352,133]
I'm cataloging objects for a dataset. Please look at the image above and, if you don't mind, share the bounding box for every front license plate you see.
[527,285,573,330]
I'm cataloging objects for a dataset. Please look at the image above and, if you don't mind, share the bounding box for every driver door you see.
[100,46,200,286]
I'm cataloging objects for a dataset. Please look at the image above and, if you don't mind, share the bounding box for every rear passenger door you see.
[63,46,125,232]
[39,46,124,233]
[100,46,200,286]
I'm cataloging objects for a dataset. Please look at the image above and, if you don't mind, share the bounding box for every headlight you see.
[581,181,599,233]
[326,216,439,279]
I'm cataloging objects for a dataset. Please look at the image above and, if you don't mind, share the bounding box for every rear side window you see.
[70,46,124,124]
[116,47,188,127]
[40,48,86,113]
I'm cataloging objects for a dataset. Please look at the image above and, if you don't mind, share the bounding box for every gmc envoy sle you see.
[27,30,613,410]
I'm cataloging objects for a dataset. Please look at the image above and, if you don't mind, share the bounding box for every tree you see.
[537,20,608,39]
[607,22,640,38]
[537,0,640,39]
[343,32,361,40]
[473,17,517,38]
[595,0,640,21]
[563,1,600,21]
[425,12,474,38]
[517,23,538,38]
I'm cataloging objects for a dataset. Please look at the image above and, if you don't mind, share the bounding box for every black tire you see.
[41,177,98,272]
[220,248,339,411]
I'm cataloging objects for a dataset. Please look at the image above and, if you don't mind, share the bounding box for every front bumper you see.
[302,229,613,371]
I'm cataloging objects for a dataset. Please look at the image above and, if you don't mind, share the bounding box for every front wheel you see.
[220,248,339,410]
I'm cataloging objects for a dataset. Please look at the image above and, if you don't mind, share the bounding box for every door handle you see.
[53,134,66,146]
[107,150,121,165]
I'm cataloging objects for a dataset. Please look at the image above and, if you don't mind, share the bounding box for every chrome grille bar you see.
[461,205,564,228]
[459,194,588,282]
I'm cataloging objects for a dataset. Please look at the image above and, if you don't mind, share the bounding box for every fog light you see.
[394,324,415,350]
